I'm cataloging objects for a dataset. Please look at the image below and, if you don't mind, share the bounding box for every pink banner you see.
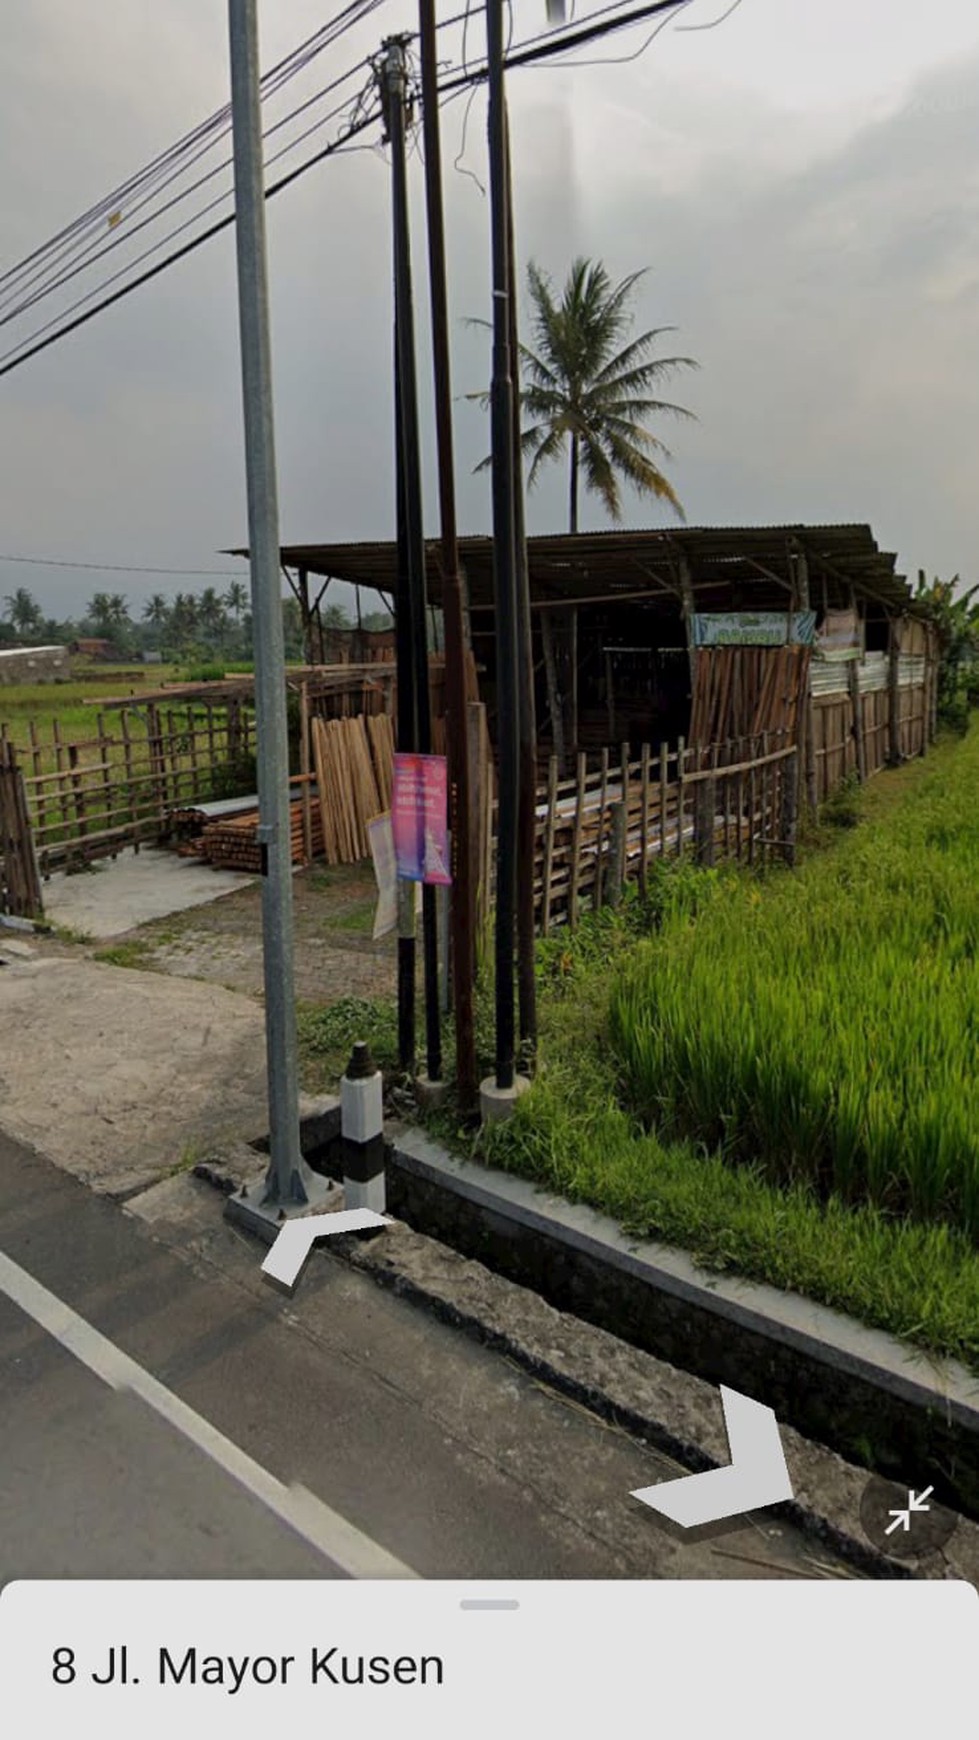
[392,753,451,886]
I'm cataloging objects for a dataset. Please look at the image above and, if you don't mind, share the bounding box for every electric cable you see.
[0,0,695,380]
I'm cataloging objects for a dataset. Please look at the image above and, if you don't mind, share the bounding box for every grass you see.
[94,939,155,969]
[297,995,400,1091]
[610,723,979,1237]
[472,726,979,1372]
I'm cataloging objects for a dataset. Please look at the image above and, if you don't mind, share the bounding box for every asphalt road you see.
[0,1129,847,1583]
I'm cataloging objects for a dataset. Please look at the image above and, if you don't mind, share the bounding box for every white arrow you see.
[631,1386,793,1527]
[261,1209,389,1293]
[885,1485,934,1535]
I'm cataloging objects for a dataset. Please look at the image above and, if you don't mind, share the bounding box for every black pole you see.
[382,36,442,1083]
[505,108,538,1065]
[486,0,518,1091]
[394,343,416,1074]
[419,0,478,1106]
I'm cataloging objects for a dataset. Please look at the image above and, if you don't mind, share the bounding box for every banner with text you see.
[693,611,816,647]
[392,754,451,886]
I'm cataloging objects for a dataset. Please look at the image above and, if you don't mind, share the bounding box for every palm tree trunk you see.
[569,433,579,534]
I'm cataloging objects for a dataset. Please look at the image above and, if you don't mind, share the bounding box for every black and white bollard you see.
[341,1042,385,1213]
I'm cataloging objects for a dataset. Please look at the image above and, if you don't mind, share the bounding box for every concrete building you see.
[0,644,70,685]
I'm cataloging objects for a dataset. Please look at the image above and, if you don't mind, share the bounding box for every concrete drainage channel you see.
[198,1097,979,1582]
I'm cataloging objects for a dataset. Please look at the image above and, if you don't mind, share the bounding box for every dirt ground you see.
[96,861,397,1005]
[0,861,396,1197]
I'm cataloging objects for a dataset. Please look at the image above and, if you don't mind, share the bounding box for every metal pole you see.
[486,0,518,1091]
[394,344,417,1074]
[227,0,308,1204]
[505,106,538,1064]
[381,37,442,1083]
[418,0,478,1108]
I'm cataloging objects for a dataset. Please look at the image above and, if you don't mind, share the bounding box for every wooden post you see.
[794,551,817,813]
[52,718,70,836]
[679,557,697,697]
[848,659,866,782]
[28,720,46,876]
[888,616,902,765]
[619,741,630,890]
[605,649,615,741]
[541,753,558,937]
[608,802,626,906]
[67,744,88,845]
[186,703,200,794]
[299,680,313,864]
[639,742,650,900]
[595,747,609,909]
[780,750,799,867]
[659,740,668,860]
[676,735,686,856]
[119,709,138,845]
[569,750,586,931]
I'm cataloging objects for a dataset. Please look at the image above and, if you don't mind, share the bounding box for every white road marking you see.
[0,1248,418,1580]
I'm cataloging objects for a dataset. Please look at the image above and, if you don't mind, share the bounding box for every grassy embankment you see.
[473,722,979,1370]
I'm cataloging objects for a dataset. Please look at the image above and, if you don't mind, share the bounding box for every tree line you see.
[1,581,392,664]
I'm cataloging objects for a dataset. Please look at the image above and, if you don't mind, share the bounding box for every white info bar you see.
[1,1579,975,1740]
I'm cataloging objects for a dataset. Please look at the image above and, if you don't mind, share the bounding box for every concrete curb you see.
[194,1119,978,1585]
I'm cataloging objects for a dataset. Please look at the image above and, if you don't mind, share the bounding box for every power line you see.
[0,554,247,576]
[0,0,692,381]
[0,0,386,309]
[0,7,387,327]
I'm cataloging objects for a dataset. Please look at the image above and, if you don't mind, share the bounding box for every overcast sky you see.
[1,0,977,624]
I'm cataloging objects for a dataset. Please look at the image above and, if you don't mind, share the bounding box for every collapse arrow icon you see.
[885,1486,934,1535]
[631,1386,793,1528]
[261,1209,389,1294]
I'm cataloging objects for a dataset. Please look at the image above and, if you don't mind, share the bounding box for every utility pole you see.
[485,0,520,1101]
[418,0,477,1110]
[226,0,319,1210]
[379,36,442,1085]
[505,107,538,1065]
[394,350,416,1073]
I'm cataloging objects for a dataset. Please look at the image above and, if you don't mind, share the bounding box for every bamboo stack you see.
[310,716,384,866]
[366,713,395,810]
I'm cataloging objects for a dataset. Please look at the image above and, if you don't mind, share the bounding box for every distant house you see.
[71,637,118,660]
[0,645,70,685]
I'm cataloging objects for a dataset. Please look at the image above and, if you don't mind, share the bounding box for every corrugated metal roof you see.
[229,524,919,618]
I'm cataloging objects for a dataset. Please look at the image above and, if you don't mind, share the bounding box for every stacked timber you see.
[310,716,386,865]
[198,799,324,872]
[365,713,395,810]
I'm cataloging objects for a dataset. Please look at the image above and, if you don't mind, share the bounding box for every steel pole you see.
[227,0,308,1203]
[418,0,478,1108]
[486,0,518,1090]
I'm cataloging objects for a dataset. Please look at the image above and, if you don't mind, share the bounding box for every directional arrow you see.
[631,1386,793,1528]
[885,1485,934,1536]
[261,1209,389,1294]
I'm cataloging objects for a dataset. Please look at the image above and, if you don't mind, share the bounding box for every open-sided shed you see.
[266,523,933,780]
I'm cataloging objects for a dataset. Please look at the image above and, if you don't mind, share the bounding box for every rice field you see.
[609,720,979,1240]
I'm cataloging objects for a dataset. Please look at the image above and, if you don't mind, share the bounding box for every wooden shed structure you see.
[271,524,937,790]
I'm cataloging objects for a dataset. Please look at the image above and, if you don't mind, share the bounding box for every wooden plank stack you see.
[191,799,324,873]
[310,716,386,865]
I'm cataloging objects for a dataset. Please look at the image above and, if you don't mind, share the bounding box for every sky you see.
[0,0,977,626]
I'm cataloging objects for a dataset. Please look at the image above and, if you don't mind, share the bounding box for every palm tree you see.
[224,579,248,624]
[143,593,169,629]
[3,586,44,638]
[198,586,227,644]
[473,257,698,530]
[86,591,114,636]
